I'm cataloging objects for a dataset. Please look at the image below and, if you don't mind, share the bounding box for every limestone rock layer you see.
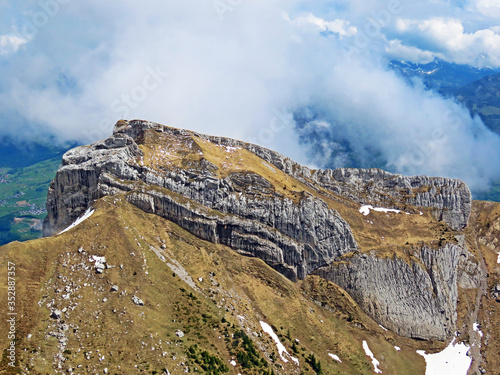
[43,119,482,340]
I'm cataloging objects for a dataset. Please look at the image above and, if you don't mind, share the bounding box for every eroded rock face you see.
[43,133,142,236]
[113,120,472,230]
[44,121,358,281]
[316,237,484,340]
[43,119,481,339]
[315,168,472,231]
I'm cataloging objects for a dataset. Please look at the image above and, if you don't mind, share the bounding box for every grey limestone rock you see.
[44,121,358,281]
[175,329,184,338]
[132,296,144,306]
[51,309,62,320]
[43,119,482,340]
[316,239,482,340]
[115,120,472,229]
[43,133,142,237]
[318,168,472,231]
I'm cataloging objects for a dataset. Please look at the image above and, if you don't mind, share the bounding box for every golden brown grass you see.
[0,197,434,374]
[135,127,457,260]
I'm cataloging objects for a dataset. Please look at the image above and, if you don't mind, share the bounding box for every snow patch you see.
[328,353,342,362]
[416,338,471,375]
[394,346,401,351]
[497,252,500,264]
[362,340,382,374]
[59,207,95,234]
[378,324,388,331]
[260,321,299,365]
[230,360,237,367]
[359,205,401,216]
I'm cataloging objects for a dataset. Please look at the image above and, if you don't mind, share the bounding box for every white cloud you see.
[287,13,357,37]
[0,33,28,55]
[392,17,500,66]
[475,0,500,17]
[385,39,436,63]
[0,0,499,192]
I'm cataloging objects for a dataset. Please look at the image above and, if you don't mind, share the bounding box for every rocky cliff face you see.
[43,119,483,340]
[316,236,484,340]
[313,168,471,231]
[45,121,358,281]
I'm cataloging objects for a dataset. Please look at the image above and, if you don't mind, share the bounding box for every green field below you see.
[474,182,500,203]
[0,157,61,245]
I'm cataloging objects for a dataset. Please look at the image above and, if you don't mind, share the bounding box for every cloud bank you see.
[0,0,499,191]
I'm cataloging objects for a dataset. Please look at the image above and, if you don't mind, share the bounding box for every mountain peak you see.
[1,118,498,373]
[41,118,477,341]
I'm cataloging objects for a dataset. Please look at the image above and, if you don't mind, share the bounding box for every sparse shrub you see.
[186,345,228,374]
[306,353,322,374]
[230,330,267,369]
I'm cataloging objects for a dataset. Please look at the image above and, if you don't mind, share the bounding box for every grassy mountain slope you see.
[134,124,459,257]
[0,197,438,374]
[465,201,500,372]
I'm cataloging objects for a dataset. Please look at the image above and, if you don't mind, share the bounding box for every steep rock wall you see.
[44,124,357,281]
[43,120,481,340]
[316,236,484,340]
[314,168,471,231]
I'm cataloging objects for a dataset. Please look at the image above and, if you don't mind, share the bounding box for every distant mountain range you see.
[389,59,500,91]
[390,59,500,134]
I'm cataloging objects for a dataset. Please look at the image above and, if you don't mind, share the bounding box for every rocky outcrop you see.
[44,121,358,281]
[114,120,472,231]
[43,119,482,339]
[316,237,483,340]
[43,133,142,236]
[312,168,471,231]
